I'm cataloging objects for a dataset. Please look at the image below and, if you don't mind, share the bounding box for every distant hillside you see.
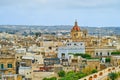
[0,25,120,36]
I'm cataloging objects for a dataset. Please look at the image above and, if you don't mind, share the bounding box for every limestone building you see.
[58,42,85,60]
[71,21,87,42]
[0,55,23,80]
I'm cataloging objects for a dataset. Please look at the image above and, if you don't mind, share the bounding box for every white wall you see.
[58,42,85,60]
[19,67,32,78]
[95,48,115,56]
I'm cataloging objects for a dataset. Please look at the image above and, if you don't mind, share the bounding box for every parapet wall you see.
[79,66,120,80]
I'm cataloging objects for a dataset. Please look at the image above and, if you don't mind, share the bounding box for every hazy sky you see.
[0,0,120,26]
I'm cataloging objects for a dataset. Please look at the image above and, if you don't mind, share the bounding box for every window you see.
[84,33,86,37]
[74,43,76,45]
[96,52,98,56]
[74,34,76,36]
[8,64,12,68]
[36,60,38,62]
[96,66,98,69]
[62,53,65,58]
[56,49,58,51]
[68,44,71,46]
[100,52,102,56]
[107,52,110,56]
[49,47,52,50]
[0,64,4,69]
[17,62,19,65]
[20,56,22,59]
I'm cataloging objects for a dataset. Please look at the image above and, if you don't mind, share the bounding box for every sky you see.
[0,0,120,27]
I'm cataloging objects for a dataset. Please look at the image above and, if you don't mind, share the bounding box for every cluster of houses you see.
[0,21,120,80]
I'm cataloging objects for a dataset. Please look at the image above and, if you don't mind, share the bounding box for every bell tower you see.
[71,20,83,41]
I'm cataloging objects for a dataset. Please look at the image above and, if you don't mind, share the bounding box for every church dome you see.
[71,21,80,31]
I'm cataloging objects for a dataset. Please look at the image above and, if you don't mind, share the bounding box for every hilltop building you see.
[71,21,87,42]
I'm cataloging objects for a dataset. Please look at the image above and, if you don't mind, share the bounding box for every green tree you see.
[49,77,57,80]
[76,72,87,79]
[58,70,65,77]
[43,78,49,80]
[64,71,78,80]
[74,54,91,59]
[111,52,120,55]
[108,72,118,80]
[91,69,98,73]
[105,58,111,63]
[43,77,57,80]
[58,71,87,80]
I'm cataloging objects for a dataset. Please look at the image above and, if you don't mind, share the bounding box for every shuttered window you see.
[0,64,4,69]
[8,64,12,68]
